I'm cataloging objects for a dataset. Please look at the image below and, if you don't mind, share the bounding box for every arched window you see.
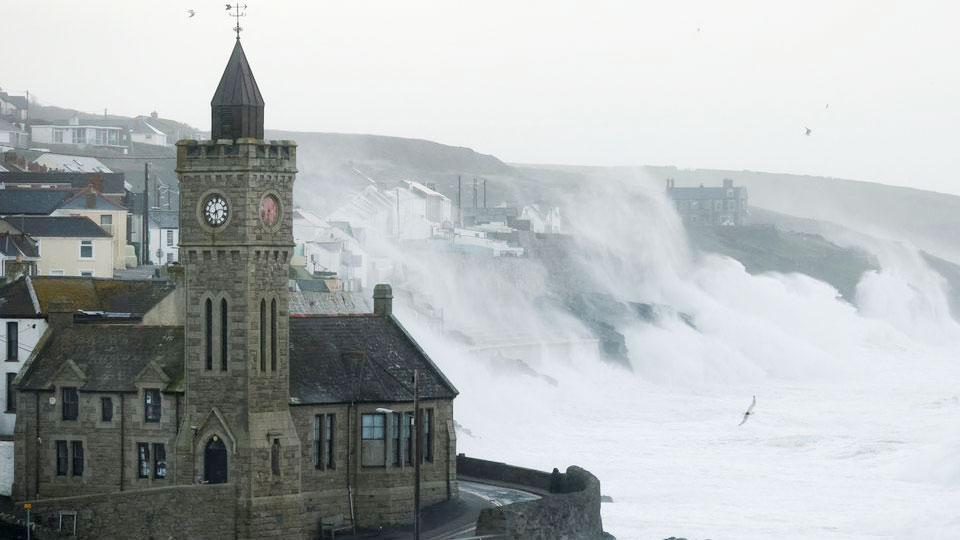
[204,298,213,370]
[271,438,281,476]
[204,436,228,484]
[220,298,228,371]
[259,300,266,372]
[270,299,277,372]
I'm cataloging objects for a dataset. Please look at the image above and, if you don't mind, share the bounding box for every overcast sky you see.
[5,1,959,194]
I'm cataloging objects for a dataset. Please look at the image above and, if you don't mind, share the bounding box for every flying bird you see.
[804,127,812,136]
[187,9,196,18]
[226,4,233,10]
[738,396,756,426]
[825,103,830,109]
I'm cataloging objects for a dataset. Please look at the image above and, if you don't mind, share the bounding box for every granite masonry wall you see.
[459,455,609,540]
[17,483,237,540]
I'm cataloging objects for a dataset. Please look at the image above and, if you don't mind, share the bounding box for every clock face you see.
[259,194,280,227]
[203,194,229,227]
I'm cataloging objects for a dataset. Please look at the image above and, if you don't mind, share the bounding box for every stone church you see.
[12,38,459,539]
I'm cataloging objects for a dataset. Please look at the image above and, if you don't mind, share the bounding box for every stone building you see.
[666,178,749,226]
[12,38,458,539]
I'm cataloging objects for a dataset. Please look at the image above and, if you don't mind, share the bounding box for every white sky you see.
[5,1,960,194]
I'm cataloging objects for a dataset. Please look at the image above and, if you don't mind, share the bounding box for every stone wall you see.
[17,483,237,540]
[459,455,609,540]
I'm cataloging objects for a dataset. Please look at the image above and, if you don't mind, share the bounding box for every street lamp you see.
[374,368,421,540]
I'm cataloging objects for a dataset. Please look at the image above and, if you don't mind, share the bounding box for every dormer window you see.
[62,387,79,420]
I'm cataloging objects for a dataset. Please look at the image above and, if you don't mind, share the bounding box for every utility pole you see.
[472,177,478,209]
[483,179,487,209]
[396,188,401,240]
[413,369,421,540]
[456,175,462,227]
[142,163,150,266]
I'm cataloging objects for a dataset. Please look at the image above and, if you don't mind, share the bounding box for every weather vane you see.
[225,3,248,39]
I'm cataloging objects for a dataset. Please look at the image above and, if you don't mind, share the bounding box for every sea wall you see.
[458,455,609,540]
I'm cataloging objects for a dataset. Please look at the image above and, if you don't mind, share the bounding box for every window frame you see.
[271,438,281,476]
[153,443,167,479]
[204,298,213,370]
[360,413,386,467]
[55,440,68,476]
[6,321,18,361]
[324,414,335,469]
[5,372,16,413]
[166,229,174,246]
[71,441,84,476]
[62,387,79,421]
[78,240,94,260]
[143,389,161,423]
[220,298,228,372]
[137,442,150,479]
[100,396,113,422]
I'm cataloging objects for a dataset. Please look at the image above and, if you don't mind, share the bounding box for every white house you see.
[0,121,28,148]
[292,206,327,244]
[5,216,114,277]
[130,117,168,147]
[147,210,179,264]
[30,116,126,148]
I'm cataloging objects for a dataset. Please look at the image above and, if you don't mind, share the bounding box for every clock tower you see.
[174,38,304,536]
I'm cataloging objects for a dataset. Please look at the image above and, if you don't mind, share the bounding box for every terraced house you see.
[12,38,459,539]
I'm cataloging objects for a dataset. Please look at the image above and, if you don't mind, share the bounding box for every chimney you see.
[373,283,393,317]
[85,192,97,209]
[150,111,159,119]
[47,298,74,328]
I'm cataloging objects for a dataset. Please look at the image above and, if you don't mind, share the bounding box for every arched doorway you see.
[204,436,228,484]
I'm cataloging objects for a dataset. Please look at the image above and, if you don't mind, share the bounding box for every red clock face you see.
[259,195,280,227]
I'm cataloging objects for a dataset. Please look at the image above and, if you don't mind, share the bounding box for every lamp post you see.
[374,367,421,540]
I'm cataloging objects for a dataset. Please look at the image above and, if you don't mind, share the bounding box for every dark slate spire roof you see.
[210,39,264,140]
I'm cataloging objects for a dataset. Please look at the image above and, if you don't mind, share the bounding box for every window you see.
[62,387,78,420]
[259,300,266,372]
[144,389,161,423]
[73,128,85,144]
[220,299,228,371]
[165,252,173,263]
[313,413,337,470]
[166,229,174,246]
[137,443,150,478]
[204,299,213,370]
[360,413,386,467]
[50,269,64,276]
[53,128,64,143]
[79,240,93,259]
[392,412,402,466]
[324,414,335,469]
[6,321,17,361]
[153,443,167,479]
[422,409,433,463]
[100,215,112,234]
[80,271,94,277]
[56,441,68,475]
[271,438,281,475]
[35,239,41,257]
[270,299,277,372]
[5,373,16,412]
[403,412,413,465]
[95,129,107,145]
[101,397,113,422]
[71,441,84,476]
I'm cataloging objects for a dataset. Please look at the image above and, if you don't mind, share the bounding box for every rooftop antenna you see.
[226,2,248,39]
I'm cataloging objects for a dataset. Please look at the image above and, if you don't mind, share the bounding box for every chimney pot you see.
[373,283,393,317]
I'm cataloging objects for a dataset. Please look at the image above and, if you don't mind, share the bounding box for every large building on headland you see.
[666,178,749,226]
[12,38,458,539]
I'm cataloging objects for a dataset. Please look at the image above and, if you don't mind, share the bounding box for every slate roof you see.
[17,325,183,392]
[59,190,127,211]
[212,40,265,107]
[0,277,39,317]
[30,276,174,314]
[289,290,371,315]
[7,216,110,238]
[288,315,458,405]
[0,190,70,215]
[0,172,126,194]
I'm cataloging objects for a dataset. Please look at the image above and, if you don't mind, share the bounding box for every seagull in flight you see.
[804,127,812,136]
[187,9,196,18]
[738,396,756,426]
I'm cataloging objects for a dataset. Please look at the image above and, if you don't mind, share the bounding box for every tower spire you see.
[210,38,264,140]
